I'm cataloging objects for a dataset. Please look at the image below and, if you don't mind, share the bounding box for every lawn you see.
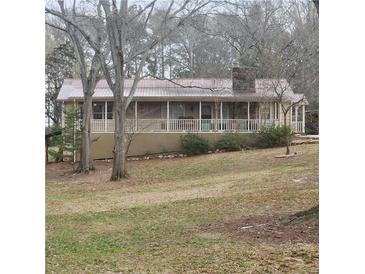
[46,144,319,273]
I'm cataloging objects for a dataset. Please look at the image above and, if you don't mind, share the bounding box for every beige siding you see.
[90,132,223,159]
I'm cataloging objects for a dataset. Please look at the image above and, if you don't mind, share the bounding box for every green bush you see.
[215,133,259,151]
[180,134,210,155]
[256,125,292,148]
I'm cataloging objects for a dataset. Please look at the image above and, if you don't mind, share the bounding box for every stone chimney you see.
[232,66,256,93]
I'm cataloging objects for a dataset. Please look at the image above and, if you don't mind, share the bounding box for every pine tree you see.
[62,106,81,171]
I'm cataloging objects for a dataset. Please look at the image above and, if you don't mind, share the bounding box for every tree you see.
[62,104,82,171]
[45,40,76,128]
[101,0,214,180]
[47,0,213,180]
[46,0,103,173]
[266,79,304,155]
[213,0,318,109]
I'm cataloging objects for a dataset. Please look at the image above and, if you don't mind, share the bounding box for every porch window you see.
[298,106,303,121]
[261,103,270,120]
[126,103,135,119]
[234,102,248,119]
[170,103,185,119]
[249,102,259,119]
[292,107,296,122]
[274,103,279,120]
[93,102,104,119]
[139,102,164,119]
[222,102,234,119]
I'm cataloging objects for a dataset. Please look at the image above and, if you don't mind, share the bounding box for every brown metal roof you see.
[57,78,307,104]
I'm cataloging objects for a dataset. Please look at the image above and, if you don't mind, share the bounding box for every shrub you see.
[215,133,243,151]
[180,134,210,155]
[215,133,259,151]
[256,125,293,148]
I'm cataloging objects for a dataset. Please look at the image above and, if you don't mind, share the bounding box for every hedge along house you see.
[57,67,308,159]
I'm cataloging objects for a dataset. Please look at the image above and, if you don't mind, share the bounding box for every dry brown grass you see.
[46,144,318,273]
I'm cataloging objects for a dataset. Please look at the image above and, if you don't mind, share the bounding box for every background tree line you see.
[46,0,318,130]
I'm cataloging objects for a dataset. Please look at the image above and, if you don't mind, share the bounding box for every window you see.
[93,102,104,119]
[261,104,270,120]
[292,107,296,122]
[201,104,211,119]
[222,103,233,119]
[235,102,248,119]
[170,103,185,119]
[274,103,279,120]
[249,102,258,119]
[298,106,303,121]
[139,102,163,119]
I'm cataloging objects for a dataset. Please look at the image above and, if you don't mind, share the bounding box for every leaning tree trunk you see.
[79,94,94,172]
[111,93,128,181]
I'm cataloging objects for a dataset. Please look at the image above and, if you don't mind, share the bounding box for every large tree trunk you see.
[111,94,128,180]
[79,94,94,172]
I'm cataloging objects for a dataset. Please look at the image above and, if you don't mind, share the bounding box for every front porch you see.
[89,101,305,133]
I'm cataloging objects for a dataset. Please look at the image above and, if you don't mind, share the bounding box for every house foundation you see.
[91,132,224,159]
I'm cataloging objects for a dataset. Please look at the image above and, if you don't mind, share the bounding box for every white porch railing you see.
[91,119,105,132]
[291,121,304,133]
[170,119,200,131]
[91,118,283,133]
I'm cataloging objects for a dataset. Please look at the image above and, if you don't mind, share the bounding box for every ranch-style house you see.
[58,67,308,158]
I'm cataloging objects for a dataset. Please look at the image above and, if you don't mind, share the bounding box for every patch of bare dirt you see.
[46,161,124,191]
[199,207,318,244]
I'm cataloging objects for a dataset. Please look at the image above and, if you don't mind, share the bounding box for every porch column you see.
[258,103,261,130]
[104,101,107,132]
[134,101,138,131]
[302,104,306,133]
[295,106,298,132]
[199,101,201,131]
[278,103,281,126]
[166,101,170,132]
[73,99,76,164]
[274,102,279,126]
[61,101,65,128]
[220,101,223,131]
[247,101,250,132]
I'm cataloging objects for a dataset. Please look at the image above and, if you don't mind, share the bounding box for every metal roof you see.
[57,78,307,103]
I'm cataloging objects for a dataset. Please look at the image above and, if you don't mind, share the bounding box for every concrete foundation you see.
[91,132,225,159]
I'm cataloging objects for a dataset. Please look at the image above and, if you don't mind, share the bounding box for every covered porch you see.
[89,101,305,133]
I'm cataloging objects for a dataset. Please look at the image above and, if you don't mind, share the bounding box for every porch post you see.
[278,103,281,126]
[302,104,306,133]
[274,103,277,124]
[295,106,298,132]
[290,106,293,131]
[104,101,107,132]
[61,101,65,128]
[199,101,201,131]
[258,103,261,130]
[247,101,250,132]
[134,100,138,131]
[73,99,76,164]
[220,101,223,131]
[167,101,170,132]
